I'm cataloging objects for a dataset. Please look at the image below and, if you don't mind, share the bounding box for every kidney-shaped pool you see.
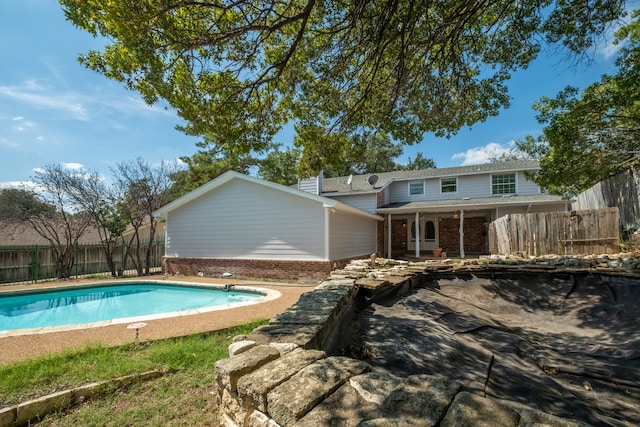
[0,281,279,336]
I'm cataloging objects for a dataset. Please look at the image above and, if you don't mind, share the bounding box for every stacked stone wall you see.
[212,255,637,426]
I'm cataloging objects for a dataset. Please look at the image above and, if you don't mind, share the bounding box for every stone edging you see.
[0,370,166,427]
[213,254,640,426]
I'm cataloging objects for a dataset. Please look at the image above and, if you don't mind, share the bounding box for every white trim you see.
[440,177,458,194]
[324,207,330,260]
[408,180,425,196]
[490,172,517,196]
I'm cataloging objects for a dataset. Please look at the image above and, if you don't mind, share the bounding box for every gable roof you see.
[154,171,382,221]
[0,222,103,247]
[321,160,540,194]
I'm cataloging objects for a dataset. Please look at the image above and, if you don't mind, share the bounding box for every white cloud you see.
[61,162,84,170]
[0,180,39,190]
[12,116,24,121]
[594,6,636,61]
[451,142,516,165]
[15,120,36,132]
[0,83,89,121]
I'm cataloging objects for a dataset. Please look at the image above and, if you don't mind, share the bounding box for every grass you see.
[0,319,268,426]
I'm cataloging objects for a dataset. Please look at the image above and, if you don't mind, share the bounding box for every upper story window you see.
[441,177,457,193]
[409,180,424,195]
[492,173,516,195]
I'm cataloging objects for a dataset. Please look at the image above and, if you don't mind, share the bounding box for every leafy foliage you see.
[0,188,56,223]
[60,0,626,175]
[516,10,640,196]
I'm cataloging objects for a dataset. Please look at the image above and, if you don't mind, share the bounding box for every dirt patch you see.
[344,272,640,427]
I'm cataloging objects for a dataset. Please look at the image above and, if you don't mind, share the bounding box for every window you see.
[425,220,436,241]
[441,177,457,193]
[409,180,424,195]
[492,173,516,195]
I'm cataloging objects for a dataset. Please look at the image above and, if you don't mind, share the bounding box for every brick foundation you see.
[162,256,367,282]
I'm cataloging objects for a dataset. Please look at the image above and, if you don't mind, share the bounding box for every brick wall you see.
[391,219,407,257]
[162,256,366,282]
[439,216,487,255]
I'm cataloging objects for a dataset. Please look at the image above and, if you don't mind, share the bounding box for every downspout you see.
[459,209,465,259]
[325,207,331,261]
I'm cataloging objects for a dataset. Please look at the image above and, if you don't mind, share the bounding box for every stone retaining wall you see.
[214,253,640,426]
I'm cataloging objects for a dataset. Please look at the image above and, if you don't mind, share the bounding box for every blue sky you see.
[0,1,625,186]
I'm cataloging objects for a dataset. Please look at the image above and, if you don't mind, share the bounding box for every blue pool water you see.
[0,283,264,332]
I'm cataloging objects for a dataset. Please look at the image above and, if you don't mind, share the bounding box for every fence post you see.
[30,244,39,283]
[121,240,126,276]
[75,242,79,279]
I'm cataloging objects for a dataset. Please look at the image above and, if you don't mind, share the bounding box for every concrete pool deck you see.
[0,276,314,366]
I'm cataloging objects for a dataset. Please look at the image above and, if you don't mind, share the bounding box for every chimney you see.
[297,171,323,195]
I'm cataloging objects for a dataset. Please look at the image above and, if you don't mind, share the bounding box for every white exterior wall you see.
[388,171,541,203]
[165,179,326,260]
[329,193,378,214]
[328,209,378,260]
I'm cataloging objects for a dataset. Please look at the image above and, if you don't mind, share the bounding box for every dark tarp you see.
[346,273,640,426]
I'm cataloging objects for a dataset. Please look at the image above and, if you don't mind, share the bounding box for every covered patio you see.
[377,195,570,259]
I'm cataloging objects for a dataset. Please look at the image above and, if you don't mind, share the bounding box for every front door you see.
[407,216,439,252]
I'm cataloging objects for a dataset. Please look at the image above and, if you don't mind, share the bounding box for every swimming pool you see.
[0,281,280,336]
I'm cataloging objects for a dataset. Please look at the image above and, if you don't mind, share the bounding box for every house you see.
[301,159,568,259]
[154,160,568,280]
[153,171,382,281]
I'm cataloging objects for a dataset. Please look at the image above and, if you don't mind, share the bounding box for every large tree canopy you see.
[516,10,640,197]
[61,0,625,173]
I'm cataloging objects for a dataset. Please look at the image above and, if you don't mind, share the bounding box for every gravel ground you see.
[0,276,313,366]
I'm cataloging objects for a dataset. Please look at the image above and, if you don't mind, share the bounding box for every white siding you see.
[166,179,326,260]
[329,194,378,213]
[388,171,542,203]
[516,172,540,195]
[328,209,378,260]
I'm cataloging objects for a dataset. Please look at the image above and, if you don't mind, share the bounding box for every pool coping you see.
[0,280,281,338]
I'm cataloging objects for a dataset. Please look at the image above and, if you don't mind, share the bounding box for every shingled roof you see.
[320,160,540,194]
[0,222,103,247]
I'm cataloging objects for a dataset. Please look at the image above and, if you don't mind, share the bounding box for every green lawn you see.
[0,319,267,426]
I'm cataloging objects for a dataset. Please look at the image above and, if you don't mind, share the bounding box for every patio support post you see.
[415,211,420,258]
[387,214,392,258]
[459,209,465,259]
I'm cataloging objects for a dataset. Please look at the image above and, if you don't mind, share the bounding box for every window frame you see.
[491,173,517,195]
[440,177,458,194]
[408,180,424,196]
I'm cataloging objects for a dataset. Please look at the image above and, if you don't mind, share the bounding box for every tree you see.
[403,153,437,171]
[113,158,178,275]
[25,165,93,279]
[60,0,626,175]
[171,135,272,196]
[516,10,640,196]
[257,147,302,186]
[0,188,56,224]
[296,131,436,177]
[62,169,128,277]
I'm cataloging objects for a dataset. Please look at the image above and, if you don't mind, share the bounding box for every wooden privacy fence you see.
[0,240,165,284]
[489,208,620,256]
